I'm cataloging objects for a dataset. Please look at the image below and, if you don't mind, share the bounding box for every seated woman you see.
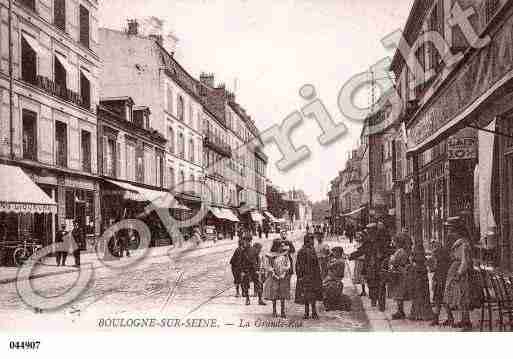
[323,247,351,312]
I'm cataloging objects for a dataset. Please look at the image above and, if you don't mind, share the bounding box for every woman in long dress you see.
[295,235,323,319]
[387,232,412,320]
[323,247,351,312]
[263,242,292,318]
[443,217,479,331]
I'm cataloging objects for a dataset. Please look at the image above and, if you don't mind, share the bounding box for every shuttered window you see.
[79,5,90,48]
[54,0,66,32]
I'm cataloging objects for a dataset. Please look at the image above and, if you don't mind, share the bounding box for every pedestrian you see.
[71,221,84,267]
[351,231,367,297]
[263,241,292,318]
[240,237,266,306]
[442,217,481,331]
[323,247,351,311]
[429,237,451,327]
[295,234,322,319]
[258,224,263,239]
[387,231,413,320]
[230,239,244,297]
[55,224,68,266]
[192,227,202,247]
[349,223,391,311]
[263,222,270,239]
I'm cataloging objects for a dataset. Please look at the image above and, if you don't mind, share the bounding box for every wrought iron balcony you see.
[203,134,232,158]
[35,75,83,109]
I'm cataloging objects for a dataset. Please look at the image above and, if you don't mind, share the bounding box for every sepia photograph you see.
[0,0,512,355]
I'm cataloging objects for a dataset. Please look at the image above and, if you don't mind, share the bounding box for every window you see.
[81,130,91,173]
[22,109,37,161]
[166,84,173,114]
[177,95,184,121]
[54,55,67,96]
[55,121,67,167]
[106,138,116,177]
[79,5,90,48]
[168,126,175,154]
[179,170,185,188]
[486,0,500,23]
[189,138,194,162]
[126,142,136,181]
[169,167,175,191]
[197,112,201,133]
[143,147,152,185]
[80,71,91,110]
[156,152,163,187]
[54,0,66,32]
[21,36,37,85]
[20,0,35,12]
[190,174,195,194]
[189,104,193,126]
[178,133,185,159]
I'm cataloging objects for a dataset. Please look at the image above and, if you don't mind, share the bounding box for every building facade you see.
[0,0,102,243]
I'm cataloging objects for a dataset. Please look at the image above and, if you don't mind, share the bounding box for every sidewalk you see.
[0,233,282,286]
[335,236,484,332]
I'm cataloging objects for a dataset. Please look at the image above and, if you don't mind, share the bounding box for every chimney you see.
[127,19,139,35]
[200,72,215,87]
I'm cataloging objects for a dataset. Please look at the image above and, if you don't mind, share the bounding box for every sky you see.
[99,0,413,202]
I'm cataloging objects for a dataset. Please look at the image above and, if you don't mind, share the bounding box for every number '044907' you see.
[9,341,40,350]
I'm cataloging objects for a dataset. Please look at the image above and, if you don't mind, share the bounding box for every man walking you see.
[72,221,84,267]
[240,237,266,306]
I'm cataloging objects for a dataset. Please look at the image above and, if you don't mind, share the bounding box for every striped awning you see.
[0,165,57,214]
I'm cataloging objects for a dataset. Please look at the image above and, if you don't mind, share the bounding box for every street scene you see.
[2,0,513,339]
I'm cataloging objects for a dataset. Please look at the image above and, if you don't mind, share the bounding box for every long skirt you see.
[444,261,471,310]
[352,260,365,284]
[263,275,291,300]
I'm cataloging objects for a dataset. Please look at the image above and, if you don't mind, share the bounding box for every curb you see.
[0,234,283,286]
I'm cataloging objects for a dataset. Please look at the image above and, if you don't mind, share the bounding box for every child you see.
[323,247,351,311]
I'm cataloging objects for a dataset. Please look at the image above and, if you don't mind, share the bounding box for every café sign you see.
[447,137,477,160]
[407,10,513,148]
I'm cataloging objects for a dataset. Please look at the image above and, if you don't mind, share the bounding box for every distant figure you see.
[71,221,84,267]
[257,224,263,239]
[55,224,68,266]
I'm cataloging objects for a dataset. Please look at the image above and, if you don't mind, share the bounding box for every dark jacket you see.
[230,247,244,270]
[295,246,323,303]
[240,247,258,273]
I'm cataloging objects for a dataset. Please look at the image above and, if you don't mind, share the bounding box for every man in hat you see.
[240,236,266,306]
[55,224,68,266]
[350,223,391,310]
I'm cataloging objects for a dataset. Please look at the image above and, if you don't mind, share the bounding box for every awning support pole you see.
[409,151,434,320]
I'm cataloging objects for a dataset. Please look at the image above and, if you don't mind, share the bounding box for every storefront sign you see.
[447,137,477,160]
[408,12,513,148]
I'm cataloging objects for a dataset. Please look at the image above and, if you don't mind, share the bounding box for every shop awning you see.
[250,211,264,222]
[104,179,187,210]
[263,211,278,222]
[0,165,57,214]
[221,208,240,222]
[209,207,240,222]
[343,207,366,218]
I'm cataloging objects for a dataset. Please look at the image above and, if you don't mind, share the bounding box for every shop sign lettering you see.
[447,137,477,160]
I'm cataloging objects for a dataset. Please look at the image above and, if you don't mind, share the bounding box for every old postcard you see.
[0,0,512,355]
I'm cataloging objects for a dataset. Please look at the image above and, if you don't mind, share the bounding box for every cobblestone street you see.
[0,232,369,332]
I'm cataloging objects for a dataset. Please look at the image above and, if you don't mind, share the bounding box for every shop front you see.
[405,2,513,270]
[0,164,57,266]
[101,179,184,247]
[206,207,240,240]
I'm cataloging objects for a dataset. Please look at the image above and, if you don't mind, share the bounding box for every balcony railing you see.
[35,75,83,109]
[203,134,232,158]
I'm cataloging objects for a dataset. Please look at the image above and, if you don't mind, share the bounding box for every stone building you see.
[0,0,102,243]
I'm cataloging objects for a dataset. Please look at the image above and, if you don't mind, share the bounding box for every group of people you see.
[230,230,351,319]
[349,217,481,331]
[55,221,85,267]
